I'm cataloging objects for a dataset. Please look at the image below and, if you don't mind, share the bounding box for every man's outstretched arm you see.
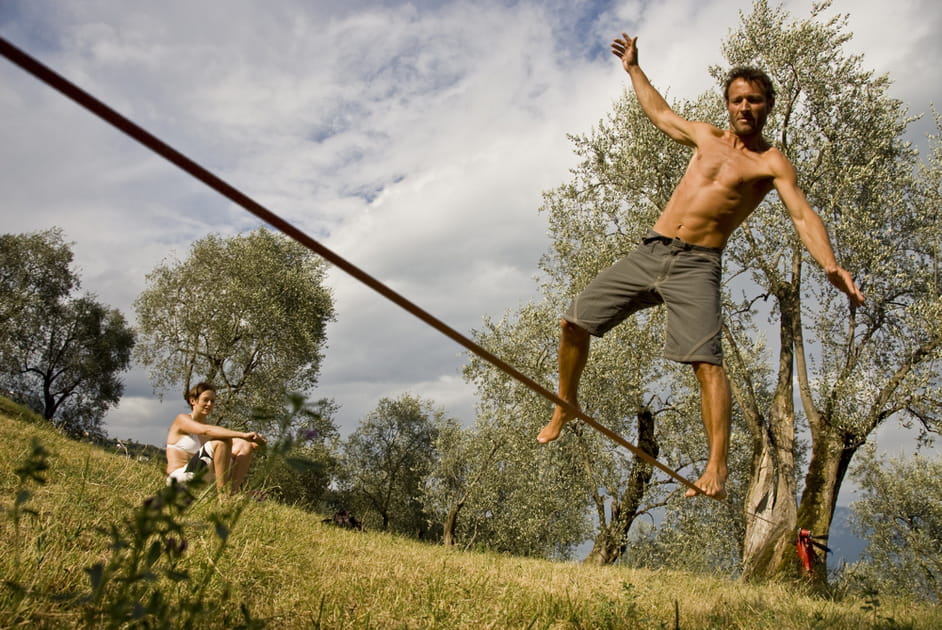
[772,152,865,307]
[611,33,699,146]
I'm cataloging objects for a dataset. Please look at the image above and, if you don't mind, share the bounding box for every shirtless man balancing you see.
[536,34,865,500]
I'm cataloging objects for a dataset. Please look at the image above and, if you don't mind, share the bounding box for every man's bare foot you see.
[685,469,727,500]
[537,405,575,443]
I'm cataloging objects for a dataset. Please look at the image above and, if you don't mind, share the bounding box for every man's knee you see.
[691,361,727,384]
[561,318,590,338]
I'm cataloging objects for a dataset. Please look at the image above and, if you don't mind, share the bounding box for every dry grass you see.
[1,410,938,629]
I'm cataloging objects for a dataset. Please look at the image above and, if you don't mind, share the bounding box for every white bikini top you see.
[166,432,203,456]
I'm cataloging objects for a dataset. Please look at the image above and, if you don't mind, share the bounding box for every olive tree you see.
[846,448,942,600]
[427,310,594,558]
[339,394,447,537]
[0,228,76,365]
[133,228,334,431]
[255,395,342,511]
[0,229,134,437]
[718,1,942,582]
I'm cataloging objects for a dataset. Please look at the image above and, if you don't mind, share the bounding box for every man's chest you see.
[691,142,774,194]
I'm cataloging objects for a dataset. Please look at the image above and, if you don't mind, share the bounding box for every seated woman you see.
[165,382,266,493]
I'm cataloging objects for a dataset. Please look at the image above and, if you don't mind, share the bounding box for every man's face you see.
[726,78,770,136]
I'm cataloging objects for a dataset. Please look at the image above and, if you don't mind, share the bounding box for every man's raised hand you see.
[611,33,638,71]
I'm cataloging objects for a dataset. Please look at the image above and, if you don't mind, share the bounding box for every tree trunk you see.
[739,279,800,581]
[795,428,858,586]
[739,398,798,580]
[42,368,57,421]
[443,501,462,547]
[441,441,501,547]
[743,445,796,580]
[583,409,658,565]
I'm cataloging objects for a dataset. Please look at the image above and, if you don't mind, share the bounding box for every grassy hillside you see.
[0,406,938,629]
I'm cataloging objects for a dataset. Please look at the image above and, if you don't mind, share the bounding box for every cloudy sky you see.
[2,0,939,494]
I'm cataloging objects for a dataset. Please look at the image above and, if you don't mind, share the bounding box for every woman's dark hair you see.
[723,66,775,108]
[185,382,216,405]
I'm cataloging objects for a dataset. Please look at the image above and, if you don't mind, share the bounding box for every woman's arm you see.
[175,413,265,443]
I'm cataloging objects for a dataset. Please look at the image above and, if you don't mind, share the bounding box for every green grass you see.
[1,405,939,629]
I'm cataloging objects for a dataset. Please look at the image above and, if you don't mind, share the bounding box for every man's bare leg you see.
[686,362,730,499]
[537,319,591,443]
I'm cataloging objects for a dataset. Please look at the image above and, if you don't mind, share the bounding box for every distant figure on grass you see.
[537,34,865,500]
[322,510,364,531]
[165,382,266,493]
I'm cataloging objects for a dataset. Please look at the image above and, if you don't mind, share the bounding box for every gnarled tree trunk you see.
[739,396,798,580]
[734,279,801,581]
[796,425,859,586]
[442,440,502,547]
[583,409,658,565]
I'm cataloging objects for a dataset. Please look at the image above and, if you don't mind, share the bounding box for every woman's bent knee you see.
[232,438,258,457]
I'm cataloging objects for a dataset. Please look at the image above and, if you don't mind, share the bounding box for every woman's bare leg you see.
[228,438,258,492]
[210,440,232,492]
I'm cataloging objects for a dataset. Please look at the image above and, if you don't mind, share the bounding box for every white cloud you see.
[103,395,172,446]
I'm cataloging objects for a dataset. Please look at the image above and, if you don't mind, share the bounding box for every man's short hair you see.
[723,66,775,108]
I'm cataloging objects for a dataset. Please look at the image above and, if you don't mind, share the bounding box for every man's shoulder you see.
[758,145,796,175]
[691,121,725,138]
[681,122,728,150]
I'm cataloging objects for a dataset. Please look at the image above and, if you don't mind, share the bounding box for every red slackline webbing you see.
[0,36,711,498]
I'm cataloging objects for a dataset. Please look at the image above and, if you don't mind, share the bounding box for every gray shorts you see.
[564,231,724,365]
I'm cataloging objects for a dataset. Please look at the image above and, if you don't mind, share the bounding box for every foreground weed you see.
[589,581,655,629]
[860,589,910,630]
[2,437,50,619]
[79,470,265,628]
[5,438,49,569]
[83,479,192,626]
